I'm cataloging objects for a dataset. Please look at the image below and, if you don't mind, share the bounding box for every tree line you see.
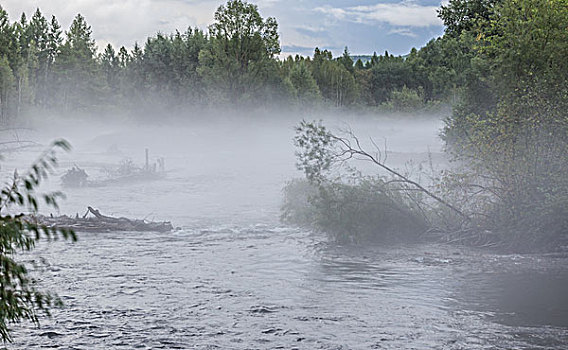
[0,0,476,122]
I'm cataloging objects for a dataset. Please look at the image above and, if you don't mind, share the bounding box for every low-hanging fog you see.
[2,110,567,349]
[1,0,566,347]
[2,112,446,224]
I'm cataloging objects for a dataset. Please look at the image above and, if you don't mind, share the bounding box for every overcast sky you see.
[2,0,446,57]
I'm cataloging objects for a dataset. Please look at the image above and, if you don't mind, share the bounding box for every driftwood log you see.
[27,207,173,233]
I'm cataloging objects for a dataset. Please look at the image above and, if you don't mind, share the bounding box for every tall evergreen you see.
[54,14,98,109]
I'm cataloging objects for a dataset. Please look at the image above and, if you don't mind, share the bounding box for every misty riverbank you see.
[2,115,567,349]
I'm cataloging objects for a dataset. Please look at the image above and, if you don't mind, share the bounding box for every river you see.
[3,115,567,349]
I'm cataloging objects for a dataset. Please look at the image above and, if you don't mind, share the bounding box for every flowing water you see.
[2,116,567,349]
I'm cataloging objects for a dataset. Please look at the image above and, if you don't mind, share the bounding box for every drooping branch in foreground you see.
[0,139,76,343]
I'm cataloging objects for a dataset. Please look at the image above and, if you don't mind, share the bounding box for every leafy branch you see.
[0,139,76,343]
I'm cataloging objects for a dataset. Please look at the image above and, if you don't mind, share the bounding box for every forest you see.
[1,1,477,121]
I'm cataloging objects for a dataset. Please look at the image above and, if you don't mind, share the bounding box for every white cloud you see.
[1,0,221,51]
[316,7,348,21]
[388,28,418,38]
[255,0,281,7]
[315,2,442,28]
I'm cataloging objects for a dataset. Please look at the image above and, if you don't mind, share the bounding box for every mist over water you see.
[3,113,567,349]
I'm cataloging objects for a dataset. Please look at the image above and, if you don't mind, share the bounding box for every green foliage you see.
[442,0,568,250]
[310,48,358,107]
[198,0,281,104]
[282,0,568,250]
[53,14,99,110]
[288,62,321,105]
[1,0,561,120]
[482,0,568,95]
[289,120,431,243]
[382,86,426,112]
[280,178,319,226]
[439,0,500,37]
[0,139,76,342]
[293,120,334,183]
[368,55,419,105]
[337,47,354,74]
[0,55,15,122]
[282,177,429,243]
[406,35,477,103]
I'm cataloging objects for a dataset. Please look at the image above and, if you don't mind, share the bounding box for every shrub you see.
[282,177,429,243]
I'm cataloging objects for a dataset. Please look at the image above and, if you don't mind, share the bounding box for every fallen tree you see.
[26,207,173,233]
[61,154,166,188]
[288,118,568,251]
[286,120,492,246]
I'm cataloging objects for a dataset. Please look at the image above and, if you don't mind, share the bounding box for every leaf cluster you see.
[442,0,568,250]
[0,139,76,342]
[293,120,335,184]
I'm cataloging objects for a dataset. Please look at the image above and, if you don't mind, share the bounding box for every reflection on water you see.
[460,271,568,328]
[2,119,568,349]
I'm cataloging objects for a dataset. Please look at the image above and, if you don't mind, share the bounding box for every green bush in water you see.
[282,177,429,244]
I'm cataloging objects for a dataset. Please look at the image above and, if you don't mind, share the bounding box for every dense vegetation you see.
[284,0,568,251]
[0,1,475,122]
[444,0,568,250]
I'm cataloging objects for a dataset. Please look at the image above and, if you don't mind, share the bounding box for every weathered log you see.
[26,208,173,233]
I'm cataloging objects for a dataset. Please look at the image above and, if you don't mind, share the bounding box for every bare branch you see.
[331,133,470,222]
